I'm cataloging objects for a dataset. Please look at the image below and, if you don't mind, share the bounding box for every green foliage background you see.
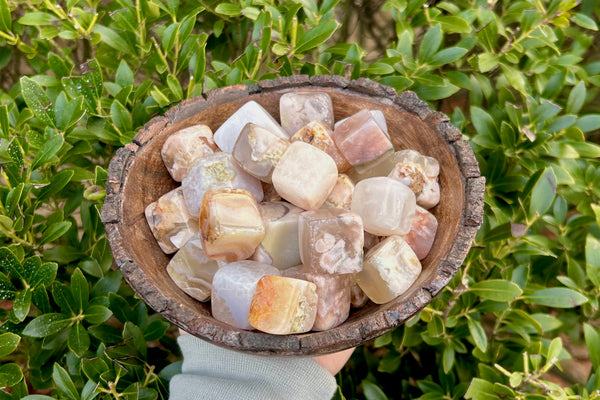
[0,0,599,398]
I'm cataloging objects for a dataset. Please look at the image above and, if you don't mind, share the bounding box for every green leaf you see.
[465,378,500,400]
[529,168,557,218]
[92,25,135,55]
[29,262,57,288]
[23,313,71,337]
[575,114,600,132]
[584,323,600,370]
[123,321,147,358]
[81,358,109,382]
[467,318,488,352]
[419,24,442,62]
[295,20,339,53]
[367,62,395,75]
[116,60,134,87]
[470,280,523,302]
[362,381,389,400]
[0,363,22,388]
[18,12,57,26]
[21,396,57,400]
[0,247,23,278]
[143,319,169,341]
[110,100,132,134]
[84,305,112,324]
[52,363,80,400]
[36,169,74,202]
[215,3,241,16]
[70,268,88,312]
[526,288,588,308]
[68,322,90,357]
[11,288,31,322]
[586,235,600,287]
[501,64,526,93]
[40,221,72,245]
[572,12,598,30]
[478,53,498,73]
[20,77,56,128]
[430,47,467,66]
[53,283,76,316]
[0,332,20,357]
[546,337,562,362]
[31,135,63,171]
[0,105,9,138]
[0,0,11,32]
[566,81,586,114]
[0,272,16,300]
[436,16,470,33]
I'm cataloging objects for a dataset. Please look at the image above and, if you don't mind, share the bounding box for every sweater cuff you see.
[170,334,337,400]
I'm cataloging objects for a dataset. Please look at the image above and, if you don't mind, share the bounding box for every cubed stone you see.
[388,156,440,209]
[182,152,263,216]
[251,201,303,269]
[161,124,218,182]
[248,275,318,334]
[271,141,338,210]
[213,100,288,152]
[351,177,416,235]
[323,174,354,210]
[402,206,438,259]
[355,236,422,304]
[348,149,439,182]
[350,279,369,308]
[279,92,334,135]
[211,261,280,330]
[232,123,290,183]
[200,189,265,261]
[290,121,350,172]
[145,187,198,254]
[335,109,389,138]
[299,208,363,274]
[332,109,393,167]
[167,235,219,302]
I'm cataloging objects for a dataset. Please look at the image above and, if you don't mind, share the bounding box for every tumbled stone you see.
[248,275,318,334]
[299,208,363,274]
[348,149,439,182]
[213,100,288,152]
[388,156,440,209]
[350,279,369,308]
[335,109,388,138]
[402,206,438,260]
[167,235,219,302]
[232,123,290,183]
[161,125,218,182]
[182,152,263,216]
[284,267,351,331]
[271,141,338,210]
[290,121,350,172]
[351,177,416,235]
[200,189,265,261]
[363,232,382,251]
[323,174,354,210]
[262,182,282,202]
[211,261,280,330]
[355,236,422,304]
[252,201,303,269]
[280,92,334,135]
[145,187,198,254]
[333,109,393,167]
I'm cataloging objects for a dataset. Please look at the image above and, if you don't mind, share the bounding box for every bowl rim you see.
[100,75,485,356]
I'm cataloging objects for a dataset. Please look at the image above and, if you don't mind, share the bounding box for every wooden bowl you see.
[101,76,484,356]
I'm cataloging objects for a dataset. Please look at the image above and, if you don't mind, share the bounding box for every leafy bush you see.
[0,0,599,399]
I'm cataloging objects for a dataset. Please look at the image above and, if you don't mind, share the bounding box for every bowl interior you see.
[116,86,464,355]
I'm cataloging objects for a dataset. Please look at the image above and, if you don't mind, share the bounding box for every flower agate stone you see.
[211,261,280,330]
[351,177,416,235]
[363,232,382,251]
[355,236,422,304]
[232,123,290,183]
[388,159,440,209]
[290,121,350,172]
[350,280,369,308]
[402,206,438,260]
[299,208,364,274]
[213,101,288,152]
[335,109,389,138]
[182,152,263,216]
[348,150,439,183]
[279,92,334,135]
[167,235,219,302]
[145,187,198,254]
[161,125,218,182]
[200,189,265,261]
[283,267,351,331]
[271,141,338,210]
[333,109,393,167]
[252,201,302,269]
[323,174,354,210]
[248,275,318,334]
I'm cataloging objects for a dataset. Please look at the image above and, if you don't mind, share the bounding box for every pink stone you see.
[161,125,217,182]
[279,92,334,135]
[332,109,393,167]
[299,208,363,274]
[402,206,438,259]
[290,121,351,173]
[323,174,354,210]
[388,161,440,209]
[350,280,369,308]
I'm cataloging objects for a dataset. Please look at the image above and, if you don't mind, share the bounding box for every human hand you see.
[313,347,355,375]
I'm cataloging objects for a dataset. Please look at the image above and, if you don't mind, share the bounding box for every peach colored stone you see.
[279,92,334,135]
[323,174,354,210]
[402,206,438,260]
[161,124,217,182]
[290,121,350,172]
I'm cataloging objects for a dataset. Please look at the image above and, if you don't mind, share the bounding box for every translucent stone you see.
[213,100,288,153]
[262,182,282,202]
[350,280,369,308]
[290,121,350,172]
[145,187,198,254]
[388,159,440,209]
[271,141,338,210]
[200,189,265,261]
[167,235,219,302]
[335,109,389,138]
[323,174,354,210]
[402,206,438,260]
[283,267,351,331]
[161,125,218,182]
[299,208,363,274]
[355,236,422,304]
[248,275,318,334]
[279,92,334,136]
[348,150,439,182]
[211,261,280,330]
[252,201,302,269]
[182,152,263,216]
[232,123,290,183]
[332,109,394,167]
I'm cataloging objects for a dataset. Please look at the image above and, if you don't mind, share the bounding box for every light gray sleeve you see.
[170,335,337,400]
